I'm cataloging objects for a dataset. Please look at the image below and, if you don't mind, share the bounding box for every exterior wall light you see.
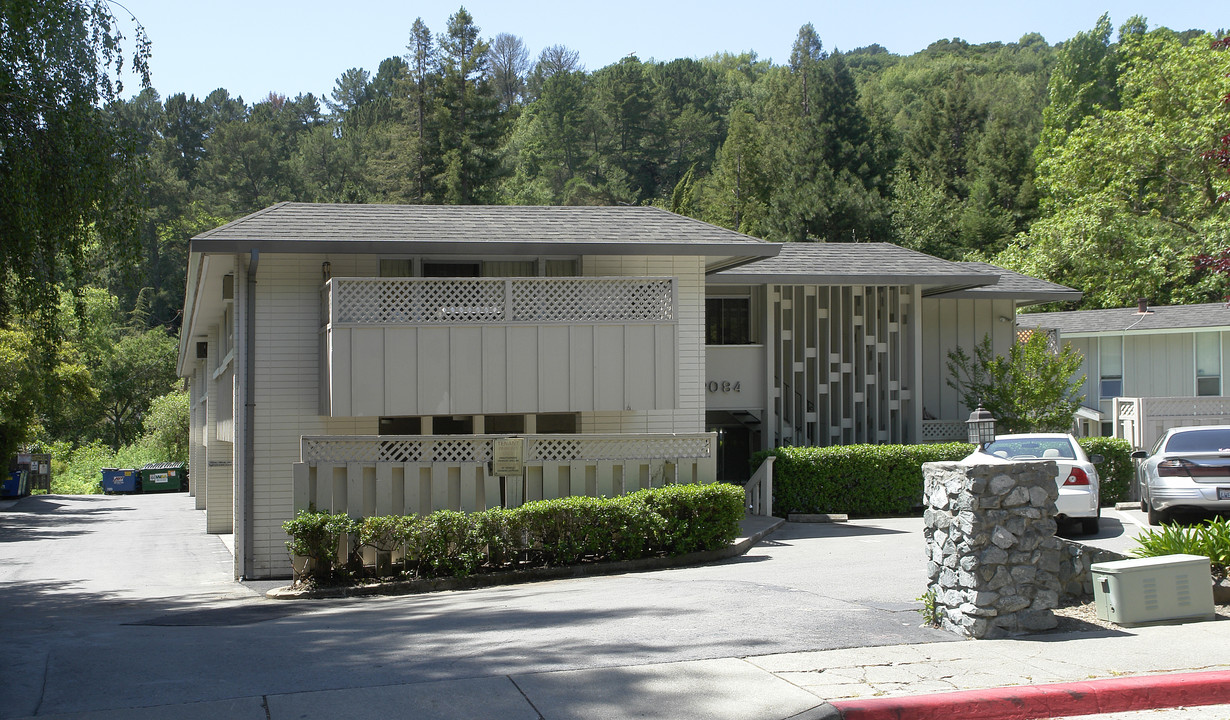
[322,261,332,283]
[966,404,996,450]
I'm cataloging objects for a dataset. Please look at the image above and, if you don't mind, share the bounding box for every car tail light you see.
[1063,467,1090,486]
[1157,459,1195,477]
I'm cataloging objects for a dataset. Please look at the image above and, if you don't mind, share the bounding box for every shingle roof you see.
[1023,302,1230,335]
[191,203,778,264]
[927,262,1082,303]
[709,242,994,288]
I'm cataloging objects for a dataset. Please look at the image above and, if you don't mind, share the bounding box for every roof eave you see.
[188,237,779,258]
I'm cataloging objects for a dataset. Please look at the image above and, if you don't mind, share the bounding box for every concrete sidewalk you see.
[13,618,1230,719]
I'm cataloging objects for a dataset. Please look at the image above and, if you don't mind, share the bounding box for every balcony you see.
[291,432,717,517]
[320,277,679,417]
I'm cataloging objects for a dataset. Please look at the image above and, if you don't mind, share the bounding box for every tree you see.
[0,329,41,462]
[134,390,189,464]
[489,33,530,110]
[946,332,1086,433]
[327,67,372,115]
[999,24,1230,309]
[0,0,151,343]
[435,7,503,203]
[527,44,582,99]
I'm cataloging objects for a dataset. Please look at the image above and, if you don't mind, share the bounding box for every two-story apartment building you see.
[179,202,1080,579]
[178,203,779,578]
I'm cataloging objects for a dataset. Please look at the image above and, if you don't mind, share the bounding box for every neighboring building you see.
[177,203,1080,579]
[1024,301,1230,443]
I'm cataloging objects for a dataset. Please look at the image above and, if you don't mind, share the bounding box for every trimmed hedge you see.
[753,436,1135,518]
[752,443,973,517]
[1077,436,1133,505]
[283,482,745,584]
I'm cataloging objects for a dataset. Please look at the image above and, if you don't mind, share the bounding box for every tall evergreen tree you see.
[436,8,503,203]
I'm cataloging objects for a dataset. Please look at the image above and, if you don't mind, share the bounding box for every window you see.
[1196,332,1221,396]
[482,261,535,277]
[423,262,480,277]
[379,417,422,435]
[485,414,525,434]
[536,413,578,433]
[432,416,474,434]
[379,259,413,277]
[1099,337,1122,398]
[544,259,578,276]
[707,297,753,345]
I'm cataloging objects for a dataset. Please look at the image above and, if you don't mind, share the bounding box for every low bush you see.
[282,482,745,585]
[283,509,357,581]
[1076,436,1133,505]
[753,443,973,517]
[1133,516,1230,580]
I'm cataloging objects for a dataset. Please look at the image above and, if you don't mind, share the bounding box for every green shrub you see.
[415,510,486,578]
[281,482,747,583]
[753,443,973,517]
[282,510,357,581]
[641,482,744,554]
[1133,516,1230,580]
[1077,436,1133,505]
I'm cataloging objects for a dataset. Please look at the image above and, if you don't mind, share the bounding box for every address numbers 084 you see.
[707,380,741,393]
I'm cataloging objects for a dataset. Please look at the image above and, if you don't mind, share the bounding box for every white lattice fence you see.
[921,421,967,443]
[293,433,718,519]
[326,277,675,326]
[510,278,674,322]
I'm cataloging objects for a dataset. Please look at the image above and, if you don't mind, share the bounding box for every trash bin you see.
[100,468,139,494]
[1,470,27,498]
[138,463,187,494]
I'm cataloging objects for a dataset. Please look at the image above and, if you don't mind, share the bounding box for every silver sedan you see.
[1134,425,1230,525]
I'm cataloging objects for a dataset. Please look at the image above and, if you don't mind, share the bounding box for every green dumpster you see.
[138,462,187,494]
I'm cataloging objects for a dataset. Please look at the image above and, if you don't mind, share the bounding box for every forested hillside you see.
[1,4,1227,477]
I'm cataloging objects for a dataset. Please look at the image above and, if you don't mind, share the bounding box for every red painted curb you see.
[829,669,1230,720]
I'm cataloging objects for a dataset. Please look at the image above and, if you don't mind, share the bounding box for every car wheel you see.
[1081,516,1100,535]
[1146,502,1168,526]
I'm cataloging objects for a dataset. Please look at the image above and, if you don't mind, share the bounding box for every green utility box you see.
[1092,554,1215,626]
[138,463,188,494]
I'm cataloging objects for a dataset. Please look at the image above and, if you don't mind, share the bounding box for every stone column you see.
[922,459,1062,638]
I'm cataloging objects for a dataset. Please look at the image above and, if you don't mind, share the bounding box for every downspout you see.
[242,249,259,579]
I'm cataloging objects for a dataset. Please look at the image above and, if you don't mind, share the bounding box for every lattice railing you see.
[301,433,713,465]
[921,420,967,442]
[324,277,675,326]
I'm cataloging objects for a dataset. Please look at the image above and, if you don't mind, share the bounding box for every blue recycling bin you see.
[2,470,27,498]
[100,468,139,494]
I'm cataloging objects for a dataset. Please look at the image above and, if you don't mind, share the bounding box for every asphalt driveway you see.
[0,493,958,718]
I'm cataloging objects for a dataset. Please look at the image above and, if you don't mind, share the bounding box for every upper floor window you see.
[707,297,753,345]
[1099,336,1122,398]
[1196,332,1221,396]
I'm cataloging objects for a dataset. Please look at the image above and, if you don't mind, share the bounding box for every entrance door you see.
[710,425,754,484]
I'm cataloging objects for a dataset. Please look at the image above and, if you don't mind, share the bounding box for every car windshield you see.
[1163,429,1230,453]
[983,438,1075,460]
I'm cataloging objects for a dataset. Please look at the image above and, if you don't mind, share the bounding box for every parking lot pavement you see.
[4,493,1228,720]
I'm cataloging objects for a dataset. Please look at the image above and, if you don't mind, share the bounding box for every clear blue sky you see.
[114,0,1224,103]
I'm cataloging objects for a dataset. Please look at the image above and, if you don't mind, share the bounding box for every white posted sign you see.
[492,437,526,477]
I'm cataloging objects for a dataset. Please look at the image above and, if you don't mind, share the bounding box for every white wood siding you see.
[250,254,379,578]
[326,322,676,416]
[921,297,1016,422]
[580,255,705,435]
